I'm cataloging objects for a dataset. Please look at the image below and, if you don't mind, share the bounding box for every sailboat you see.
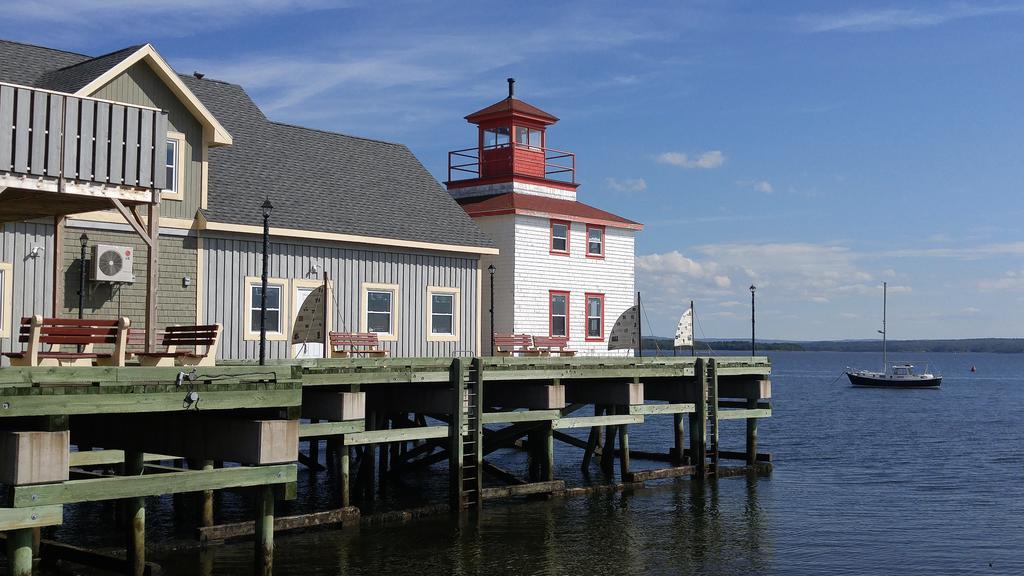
[846,282,941,388]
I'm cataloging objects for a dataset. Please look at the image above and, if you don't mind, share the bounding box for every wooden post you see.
[6,528,33,576]
[377,414,388,495]
[308,419,320,471]
[600,405,616,475]
[254,485,274,576]
[746,397,758,466]
[543,421,554,482]
[340,440,350,507]
[618,411,630,482]
[125,450,146,576]
[201,460,214,528]
[581,404,600,472]
[448,358,466,510]
[672,413,685,464]
[145,199,160,351]
[694,358,708,477]
[363,412,376,503]
[52,215,64,316]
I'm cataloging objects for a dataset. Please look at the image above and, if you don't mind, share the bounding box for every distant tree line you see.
[641,337,1024,354]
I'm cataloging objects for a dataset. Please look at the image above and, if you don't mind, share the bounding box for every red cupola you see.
[447,79,576,191]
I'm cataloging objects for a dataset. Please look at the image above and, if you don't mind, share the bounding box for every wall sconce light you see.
[182,275,192,288]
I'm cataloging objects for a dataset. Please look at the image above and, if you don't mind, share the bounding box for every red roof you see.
[457,193,643,230]
[465,97,559,124]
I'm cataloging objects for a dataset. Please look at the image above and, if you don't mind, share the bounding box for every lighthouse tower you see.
[447,80,643,356]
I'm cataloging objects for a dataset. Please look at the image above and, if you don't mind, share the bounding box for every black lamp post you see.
[78,233,89,320]
[488,264,496,356]
[750,284,756,357]
[259,198,273,366]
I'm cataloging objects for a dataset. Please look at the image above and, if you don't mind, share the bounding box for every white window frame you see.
[163,131,186,201]
[426,286,460,342]
[361,282,400,341]
[243,276,289,341]
[0,262,12,338]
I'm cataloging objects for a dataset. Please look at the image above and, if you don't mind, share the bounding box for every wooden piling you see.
[746,397,759,466]
[448,358,466,510]
[125,450,146,576]
[201,460,214,528]
[600,405,616,475]
[254,485,274,576]
[340,441,350,507]
[672,413,685,464]
[308,419,320,469]
[618,412,630,482]
[6,528,33,576]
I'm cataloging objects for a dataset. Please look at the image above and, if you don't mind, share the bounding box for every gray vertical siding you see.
[203,234,480,360]
[1,221,55,359]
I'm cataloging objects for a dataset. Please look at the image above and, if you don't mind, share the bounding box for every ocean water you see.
[39,352,1024,574]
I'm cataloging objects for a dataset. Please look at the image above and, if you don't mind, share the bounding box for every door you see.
[292,284,325,358]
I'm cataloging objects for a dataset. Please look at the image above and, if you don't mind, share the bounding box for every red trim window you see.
[586,224,605,259]
[550,219,570,255]
[549,290,570,337]
[585,293,604,341]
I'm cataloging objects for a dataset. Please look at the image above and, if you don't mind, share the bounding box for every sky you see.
[3,0,1023,340]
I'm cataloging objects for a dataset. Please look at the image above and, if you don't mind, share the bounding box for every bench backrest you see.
[533,336,571,349]
[19,317,122,345]
[494,334,533,350]
[161,324,219,349]
[329,332,380,349]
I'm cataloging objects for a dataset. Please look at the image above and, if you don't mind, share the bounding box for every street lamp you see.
[750,284,756,357]
[78,233,89,320]
[488,264,496,356]
[259,198,273,366]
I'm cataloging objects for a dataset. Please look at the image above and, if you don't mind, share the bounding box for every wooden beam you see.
[628,403,695,415]
[10,464,297,507]
[482,409,561,425]
[624,465,696,483]
[0,388,300,417]
[197,507,360,543]
[552,414,642,430]
[109,198,152,248]
[301,391,365,422]
[68,451,174,467]
[480,480,565,500]
[717,408,771,420]
[52,215,64,316]
[298,420,364,438]
[0,431,69,485]
[71,415,298,465]
[145,199,159,351]
[0,505,63,531]
[344,425,448,447]
[484,383,565,410]
[564,380,643,405]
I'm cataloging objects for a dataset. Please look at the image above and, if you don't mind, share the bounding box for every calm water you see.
[44,352,1024,574]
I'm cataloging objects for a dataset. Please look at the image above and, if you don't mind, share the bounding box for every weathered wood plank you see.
[0,389,300,417]
[0,431,69,485]
[344,425,448,447]
[30,90,47,175]
[123,106,139,186]
[108,104,123,183]
[69,451,176,467]
[480,480,565,500]
[0,505,63,531]
[151,112,166,189]
[564,381,643,405]
[717,408,772,420]
[11,464,296,507]
[628,403,695,415]
[197,506,360,543]
[301,390,365,421]
[298,420,364,438]
[624,465,695,483]
[45,93,63,177]
[485,383,565,410]
[552,414,642,430]
[138,109,153,186]
[77,99,94,180]
[92,101,109,182]
[0,85,14,169]
[14,88,31,172]
[481,409,561,425]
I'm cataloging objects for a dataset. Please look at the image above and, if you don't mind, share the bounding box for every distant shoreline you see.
[641,337,1024,354]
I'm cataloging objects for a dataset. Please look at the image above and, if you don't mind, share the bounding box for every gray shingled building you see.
[0,39,497,360]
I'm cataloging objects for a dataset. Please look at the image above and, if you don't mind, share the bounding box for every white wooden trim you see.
[242,276,289,341]
[360,282,399,342]
[161,131,186,201]
[425,286,460,342]
[0,262,12,338]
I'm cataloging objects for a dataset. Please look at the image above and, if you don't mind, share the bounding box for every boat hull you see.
[846,372,941,388]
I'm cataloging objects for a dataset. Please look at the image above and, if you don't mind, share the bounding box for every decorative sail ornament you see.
[608,305,640,351]
[291,285,327,346]
[674,308,693,348]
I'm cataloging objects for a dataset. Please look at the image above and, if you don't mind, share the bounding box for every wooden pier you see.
[0,356,771,575]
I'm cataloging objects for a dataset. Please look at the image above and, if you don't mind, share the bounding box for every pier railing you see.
[0,81,168,190]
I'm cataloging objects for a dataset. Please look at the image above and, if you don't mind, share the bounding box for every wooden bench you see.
[532,336,577,357]
[328,332,388,357]
[135,324,221,367]
[494,334,540,357]
[3,315,130,367]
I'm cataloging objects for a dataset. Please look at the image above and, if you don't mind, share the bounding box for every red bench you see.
[494,334,540,357]
[532,336,577,357]
[328,332,388,357]
[4,315,130,367]
[135,324,221,367]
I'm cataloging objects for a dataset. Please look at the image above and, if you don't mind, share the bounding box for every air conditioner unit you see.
[91,244,135,283]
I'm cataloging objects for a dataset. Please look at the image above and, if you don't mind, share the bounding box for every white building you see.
[447,80,642,356]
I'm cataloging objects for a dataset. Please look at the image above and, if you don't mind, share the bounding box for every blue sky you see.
[4,0,1023,340]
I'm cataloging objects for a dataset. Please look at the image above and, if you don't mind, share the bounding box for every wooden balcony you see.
[0,82,168,223]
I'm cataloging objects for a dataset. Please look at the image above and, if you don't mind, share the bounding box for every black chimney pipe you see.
[507,77,515,98]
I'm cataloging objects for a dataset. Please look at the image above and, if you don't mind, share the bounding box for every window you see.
[361,283,400,341]
[550,220,570,255]
[0,262,11,338]
[243,276,288,341]
[163,131,185,200]
[586,225,605,258]
[484,126,510,148]
[515,126,542,148]
[426,286,460,342]
[585,293,604,341]
[549,291,569,337]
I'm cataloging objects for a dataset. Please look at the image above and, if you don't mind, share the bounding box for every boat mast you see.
[880,281,887,373]
[690,300,696,357]
[636,291,642,358]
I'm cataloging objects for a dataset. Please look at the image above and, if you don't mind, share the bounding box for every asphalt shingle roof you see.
[0,39,494,251]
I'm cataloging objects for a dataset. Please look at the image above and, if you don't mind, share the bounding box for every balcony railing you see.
[448,143,575,184]
[0,82,168,191]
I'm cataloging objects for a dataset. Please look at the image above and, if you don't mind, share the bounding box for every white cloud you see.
[6,0,337,25]
[605,177,648,193]
[752,180,773,193]
[656,150,725,169]
[978,270,1024,292]
[796,3,1024,33]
